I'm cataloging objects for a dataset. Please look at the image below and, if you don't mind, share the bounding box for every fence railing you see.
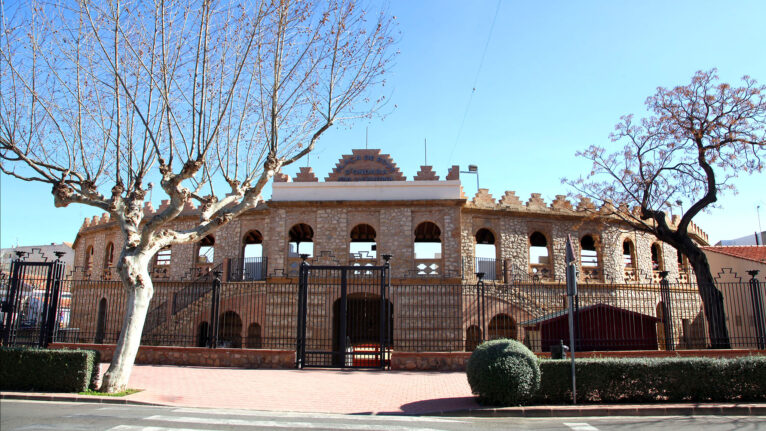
[40,275,766,354]
[227,257,268,282]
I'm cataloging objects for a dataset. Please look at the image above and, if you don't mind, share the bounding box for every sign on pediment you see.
[325,149,406,182]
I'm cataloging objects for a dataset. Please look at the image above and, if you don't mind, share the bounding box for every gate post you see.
[748,270,766,349]
[659,271,675,351]
[42,258,66,347]
[380,254,392,369]
[2,259,24,346]
[208,271,222,348]
[339,268,348,368]
[296,254,309,368]
[476,272,486,343]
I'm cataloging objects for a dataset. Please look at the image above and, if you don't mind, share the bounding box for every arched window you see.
[219,311,242,348]
[676,250,689,282]
[197,235,215,264]
[413,221,441,258]
[488,314,517,340]
[656,302,667,350]
[414,221,441,275]
[240,230,265,281]
[651,243,663,271]
[288,223,314,258]
[580,235,598,267]
[95,298,107,344]
[197,321,209,347]
[465,325,481,352]
[529,232,550,276]
[246,322,262,349]
[155,247,172,266]
[103,242,115,269]
[242,230,263,259]
[84,245,94,273]
[350,224,377,263]
[623,239,637,281]
[475,228,497,280]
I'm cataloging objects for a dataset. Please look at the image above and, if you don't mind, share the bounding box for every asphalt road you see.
[1,400,765,431]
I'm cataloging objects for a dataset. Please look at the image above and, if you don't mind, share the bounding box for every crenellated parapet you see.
[71,149,711,285]
[294,167,318,182]
[471,188,495,208]
[414,165,439,181]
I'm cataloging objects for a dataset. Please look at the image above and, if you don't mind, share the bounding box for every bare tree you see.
[0,0,394,392]
[568,69,766,348]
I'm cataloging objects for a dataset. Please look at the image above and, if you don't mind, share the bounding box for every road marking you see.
[13,426,80,430]
[109,427,219,431]
[563,423,599,431]
[145,415,450,430]
[171,407,466,423]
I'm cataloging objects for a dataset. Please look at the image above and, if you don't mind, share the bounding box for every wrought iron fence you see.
[35,275,766,354]
[227,257,268,282]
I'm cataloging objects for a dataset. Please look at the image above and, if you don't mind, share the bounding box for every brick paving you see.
[3,364,765,416]
[120,364,480,414]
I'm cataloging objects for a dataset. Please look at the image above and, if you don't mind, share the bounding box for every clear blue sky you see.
[2,0,765,248]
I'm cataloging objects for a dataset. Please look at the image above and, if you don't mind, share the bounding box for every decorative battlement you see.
[75,150,710,245]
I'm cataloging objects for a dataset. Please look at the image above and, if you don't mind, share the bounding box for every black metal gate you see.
[296,255,391,369]
[1,257,66,347]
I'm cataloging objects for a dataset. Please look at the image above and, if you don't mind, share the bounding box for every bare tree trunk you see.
[100,253,154,393]
[685,247,731,349]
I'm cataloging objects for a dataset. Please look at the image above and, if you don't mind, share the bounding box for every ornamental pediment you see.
[325,149,406,182]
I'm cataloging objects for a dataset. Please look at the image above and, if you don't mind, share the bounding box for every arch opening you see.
[623,239,637,281]
[350,224,377,261]
[243,230,263,258]
[529,231,550,277]
[465,325,482,352]
[289,223,314,257]
[651,243,663,271]
[103,242,115,269]
[414,222,442,275]
[475,228,497,280]
[246,322,262,349]
[197,235,215,264]
[488,313,517,340]
[332,293,393,366]
[580,235,598,267]
[84,245,94,274]
[219,311,242,348]
[95,298,107,344]
[197,321,210,347]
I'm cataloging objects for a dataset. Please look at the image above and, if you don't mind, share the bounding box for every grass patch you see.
[78,388,142,397]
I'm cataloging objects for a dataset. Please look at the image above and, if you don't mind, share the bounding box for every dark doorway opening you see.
[332,293,393,366]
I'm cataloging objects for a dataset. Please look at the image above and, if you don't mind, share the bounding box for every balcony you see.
[228,257,268,281]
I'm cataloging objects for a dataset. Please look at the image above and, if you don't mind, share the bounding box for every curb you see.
[0,392,162,407]
[435,404,766,418]
[2,393,765,417]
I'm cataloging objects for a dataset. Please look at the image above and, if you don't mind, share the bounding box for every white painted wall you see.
[272,180,462,202]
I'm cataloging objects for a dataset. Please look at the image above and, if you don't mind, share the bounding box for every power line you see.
[447,0,502,164]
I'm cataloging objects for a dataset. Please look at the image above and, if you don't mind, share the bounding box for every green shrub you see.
[0,347,101,392]
[466,338,541,406]
[533,356,766,404]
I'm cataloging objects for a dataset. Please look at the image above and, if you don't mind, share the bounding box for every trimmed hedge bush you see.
[0,347,101,392]
[534,356,766,404]
[466,339,541,405]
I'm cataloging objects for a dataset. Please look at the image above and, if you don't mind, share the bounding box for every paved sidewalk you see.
[2,364,765,417]
[123,365,478,414]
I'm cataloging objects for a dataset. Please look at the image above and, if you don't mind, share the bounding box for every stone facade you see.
[71,148,707,283]
[64,149,730,359]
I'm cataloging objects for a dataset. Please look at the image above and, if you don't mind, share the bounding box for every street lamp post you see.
[461,165,479,194]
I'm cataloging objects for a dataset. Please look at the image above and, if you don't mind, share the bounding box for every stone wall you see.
[49,343,294,368]
[73,197,703,284]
